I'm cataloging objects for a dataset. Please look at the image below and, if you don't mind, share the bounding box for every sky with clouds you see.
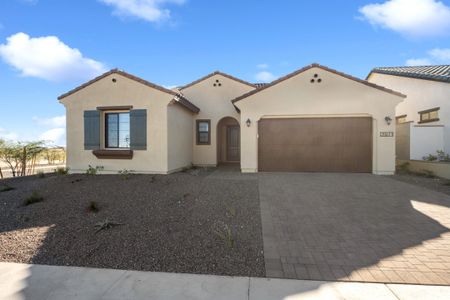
[0,0,449,146]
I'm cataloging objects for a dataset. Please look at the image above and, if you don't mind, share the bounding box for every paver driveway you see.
[259,173,450,285]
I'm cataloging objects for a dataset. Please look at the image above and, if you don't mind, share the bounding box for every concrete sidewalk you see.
[1,263,449,300]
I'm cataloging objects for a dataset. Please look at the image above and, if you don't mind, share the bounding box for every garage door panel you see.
[258,117,372,172]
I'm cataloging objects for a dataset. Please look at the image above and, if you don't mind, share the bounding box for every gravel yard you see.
[0,168,265,277]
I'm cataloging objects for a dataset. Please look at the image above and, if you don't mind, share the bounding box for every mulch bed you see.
[0,169,265,277]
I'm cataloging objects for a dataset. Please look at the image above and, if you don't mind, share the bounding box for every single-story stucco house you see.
[59,63,405,175]
[367,65,450,161]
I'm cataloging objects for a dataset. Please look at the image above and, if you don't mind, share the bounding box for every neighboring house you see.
[367,65,450,160]
[59,63,405,175]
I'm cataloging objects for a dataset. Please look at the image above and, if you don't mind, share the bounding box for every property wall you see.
[60,73,174,174]
[180,74,255,166]
[368,73,450,154]
[410,125,445,160]
[398,159,450,180]
[167,102,194,172]
[396,122,411,160]
[235,67,403,175]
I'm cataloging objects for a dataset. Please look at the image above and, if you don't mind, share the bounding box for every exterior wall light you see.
[385,116,392,125]
[246,118,251,127]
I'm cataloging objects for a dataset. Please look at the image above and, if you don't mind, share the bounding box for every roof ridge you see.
[231,63,406,104]
[179,70,256,90]
[58,68,200,113]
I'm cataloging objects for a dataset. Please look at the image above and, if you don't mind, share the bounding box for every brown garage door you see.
[258,117,372,172]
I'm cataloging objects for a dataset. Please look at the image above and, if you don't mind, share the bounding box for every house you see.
[367,65,450,160]
[59,63,405,175]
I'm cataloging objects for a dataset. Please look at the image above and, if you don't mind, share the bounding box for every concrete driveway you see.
[258,173,450,285]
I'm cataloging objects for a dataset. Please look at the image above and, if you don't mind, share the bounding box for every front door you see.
[226,125,240,162]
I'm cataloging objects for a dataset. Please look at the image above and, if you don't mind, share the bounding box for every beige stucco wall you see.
[368,73,450,153]
[60,73,175,174]
[180,74,255,166]
[235,67,404,175]
[167,102,194,172]
[398,159,450,180]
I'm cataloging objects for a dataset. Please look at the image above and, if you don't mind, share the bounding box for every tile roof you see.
[58,69,200,113]
[369,65,450,83]
[231,63,406,104]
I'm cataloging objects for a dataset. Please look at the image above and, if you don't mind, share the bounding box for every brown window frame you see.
[196,119,211,145]
[396,114,407,124]
[418,107,440,124]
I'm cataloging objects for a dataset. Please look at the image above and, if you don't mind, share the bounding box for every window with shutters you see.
[196,120,211,145]
[105,112,130,148]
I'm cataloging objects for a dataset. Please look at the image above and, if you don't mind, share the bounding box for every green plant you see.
[396,162,410,173]
[94,219,124,233]
[213,222,235,248]
[118,169,133,179]
[55,167,69,175]
[24,192,44,206]
[423,154,438,161]
[36,171,45,178]
[0,185,15,192]
[86,165,104,175]
[436,150,450,162]
[87,201,100,213]
[225,205,236,218]
[420,169,435,178]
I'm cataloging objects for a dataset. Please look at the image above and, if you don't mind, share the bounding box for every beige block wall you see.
[60,73,175,174]
[398,159,450,180]
[167,102,194,172]
[180,74,255,166]
[235,67,403,175]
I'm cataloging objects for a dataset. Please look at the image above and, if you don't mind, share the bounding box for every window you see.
[196,120,210,145]
[419,107,440,124]
[396,115,407,124]
[105,112,130,148]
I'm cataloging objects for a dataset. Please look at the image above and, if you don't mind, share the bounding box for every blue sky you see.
[1,0,450,145]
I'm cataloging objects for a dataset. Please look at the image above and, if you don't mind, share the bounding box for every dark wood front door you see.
[226,126,240,162]
[258,117,372,172]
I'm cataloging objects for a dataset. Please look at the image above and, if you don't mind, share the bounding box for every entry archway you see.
[216,117,240,164]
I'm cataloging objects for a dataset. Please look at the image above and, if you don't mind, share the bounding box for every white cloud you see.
[406,48,450,65]
[0,32,107,82]
[39,128,65,145]
[429,48,450,61]
[33,115,66,127]
[99,0,186,23]
[257,63,269,69]
[0,128,18,141]
[255,71,276,82]
[359,0,450,37]
[405,58,433,66]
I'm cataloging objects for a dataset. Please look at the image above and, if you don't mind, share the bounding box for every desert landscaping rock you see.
[0,169,265,277]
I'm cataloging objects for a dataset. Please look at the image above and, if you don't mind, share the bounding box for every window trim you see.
[105,111,131,149]
[418,107,440,124]
[395,114,407,124]
[196,119,211,145]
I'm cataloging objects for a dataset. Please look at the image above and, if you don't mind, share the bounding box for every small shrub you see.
[86,165,104,175]
[55,167,69,175]
[225,205,236,218]
[87,201,100,213]
[420,170,435,178]
[436,150,450,162]
[213,222,235,248]
[0,185,15,192]
[396,162,410,173]
[24,192,44,206]
[94,219,124,233]
[423,154,438,161]
[118,169,134,180]
[36,171,45,178]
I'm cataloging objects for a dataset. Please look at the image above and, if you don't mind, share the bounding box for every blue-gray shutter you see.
[83,110,100,150]
[130,109,147,150]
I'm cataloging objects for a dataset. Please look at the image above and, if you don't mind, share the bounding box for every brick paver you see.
[258,173,450,285]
